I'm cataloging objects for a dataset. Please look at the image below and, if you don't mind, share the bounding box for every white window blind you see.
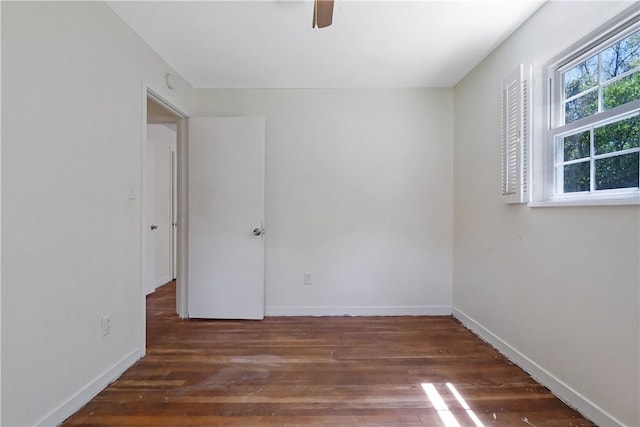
[501,64,532,204]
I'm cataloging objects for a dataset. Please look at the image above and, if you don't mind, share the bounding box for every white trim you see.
[452,307,626,427]
[0,2,3,424]
[551,101,640,136]
[147,89,187,120]
[529,193,640,207]
[265,305,452,317]
[140,83,148,359]
[175,118,188,319]
[141,81,190,365]
[35,349,140,427]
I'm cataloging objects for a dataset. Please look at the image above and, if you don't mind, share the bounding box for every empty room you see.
[1,1,639,426]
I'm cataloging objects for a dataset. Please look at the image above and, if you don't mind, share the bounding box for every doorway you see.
[145,122,177,294]
[144,93,187,328]
[141,92,266,357]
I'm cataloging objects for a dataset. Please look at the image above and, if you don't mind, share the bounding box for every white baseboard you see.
[452,307,624,427]
[265,305,452,316]
[36,348,140,427]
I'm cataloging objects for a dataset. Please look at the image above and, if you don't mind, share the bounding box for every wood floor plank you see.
[62,281,595,426]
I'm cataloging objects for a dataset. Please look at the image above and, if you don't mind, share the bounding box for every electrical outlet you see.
[101,315,112,336]
[304,272,312,285]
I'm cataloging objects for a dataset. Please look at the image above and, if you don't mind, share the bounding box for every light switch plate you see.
[128,184,137,200]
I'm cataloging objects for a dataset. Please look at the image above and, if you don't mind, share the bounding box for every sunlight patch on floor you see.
[422,383,485,427]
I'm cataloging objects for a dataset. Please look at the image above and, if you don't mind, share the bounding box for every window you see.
[545,12,640,205]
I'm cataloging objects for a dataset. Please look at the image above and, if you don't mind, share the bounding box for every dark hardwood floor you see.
[63,282,594,426]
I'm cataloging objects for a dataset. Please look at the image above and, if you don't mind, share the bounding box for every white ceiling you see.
[108,0,544,89]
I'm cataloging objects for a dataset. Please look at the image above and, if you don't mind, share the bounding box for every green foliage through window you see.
[594,115,639,155]
[561,29,640,124]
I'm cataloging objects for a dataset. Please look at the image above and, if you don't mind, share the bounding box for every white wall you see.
[196,89,453,315]
[1,3,192,426]
[453,2,639,426]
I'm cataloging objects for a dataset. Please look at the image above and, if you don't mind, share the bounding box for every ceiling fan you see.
[312,0,334,29]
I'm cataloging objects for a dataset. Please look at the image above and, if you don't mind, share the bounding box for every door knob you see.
[150,224,158,230]
[252,227,264,236]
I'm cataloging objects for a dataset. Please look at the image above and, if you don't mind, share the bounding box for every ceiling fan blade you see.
[313,0,334,29]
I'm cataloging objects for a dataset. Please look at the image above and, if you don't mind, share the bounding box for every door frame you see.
[141,86,189,357]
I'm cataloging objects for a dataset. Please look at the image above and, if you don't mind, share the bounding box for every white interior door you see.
[152,135,173,288]
[142,126,156,296]
[171,149,177,280]
[188,117,265,319]
[145,124,177,294]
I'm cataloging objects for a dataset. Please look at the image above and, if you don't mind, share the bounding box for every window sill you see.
[529,194,640,207]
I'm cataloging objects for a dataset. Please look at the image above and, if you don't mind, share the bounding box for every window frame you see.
[539,8,640,206]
